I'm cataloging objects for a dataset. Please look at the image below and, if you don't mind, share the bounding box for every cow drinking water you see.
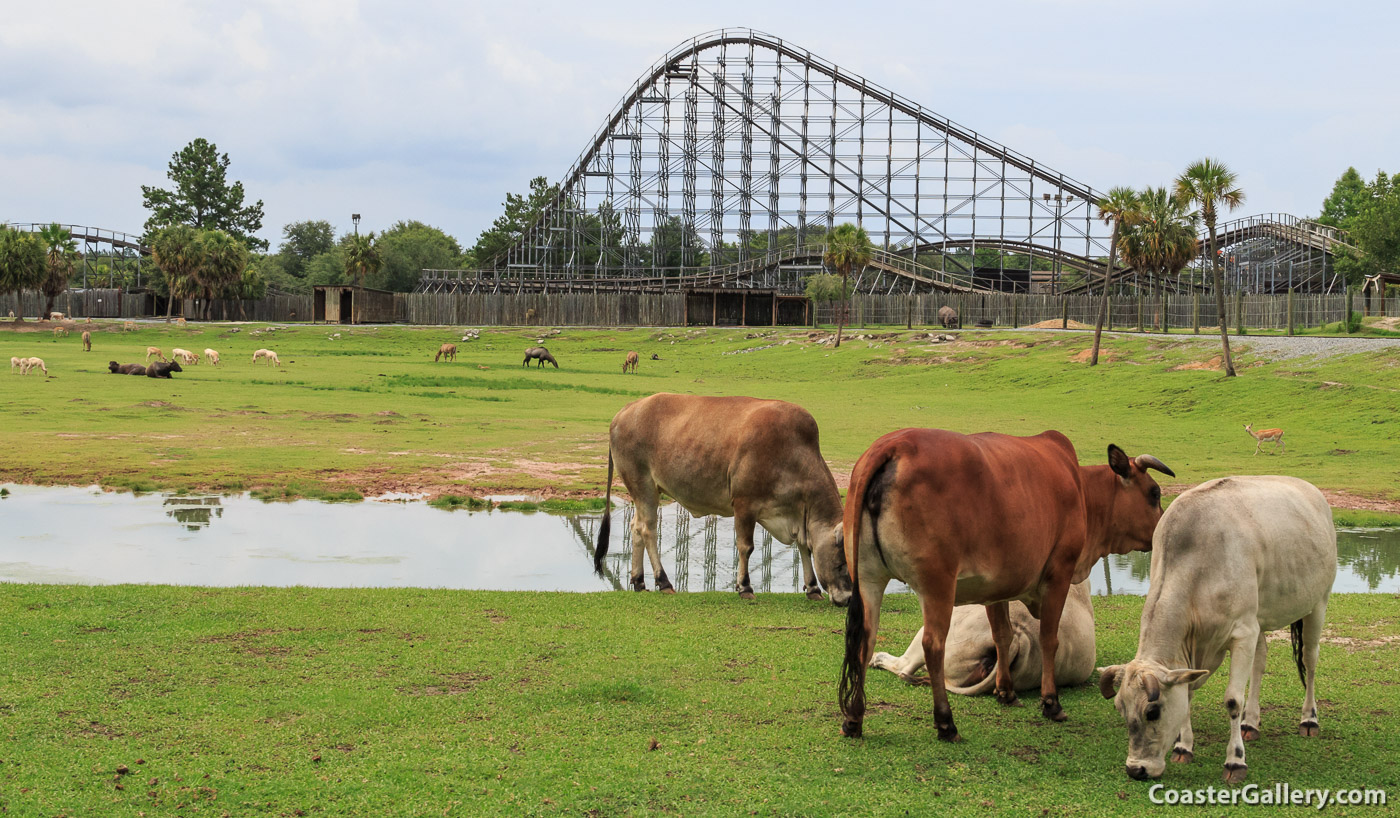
[1098,475,1336,784]
[595,393,851,604]
[838,430,1173,741]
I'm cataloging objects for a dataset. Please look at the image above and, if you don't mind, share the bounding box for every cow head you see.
[1102,444,1174,555]
[1099,661,1211,780]
[812,522,852,607]
[169,361,184,373]
[108,361,121,373]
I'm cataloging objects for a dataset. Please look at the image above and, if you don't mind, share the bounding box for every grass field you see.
[2,320,1398,513]
[0,587,1395,817]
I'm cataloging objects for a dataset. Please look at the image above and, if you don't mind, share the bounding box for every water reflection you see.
[163,496,223,531]
[0,485,1396,594]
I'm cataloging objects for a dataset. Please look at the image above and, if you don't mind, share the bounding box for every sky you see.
[2,0,1395,253]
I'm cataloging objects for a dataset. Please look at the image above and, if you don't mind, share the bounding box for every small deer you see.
[1244,423,1285,455]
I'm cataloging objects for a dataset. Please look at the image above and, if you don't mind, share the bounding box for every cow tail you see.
[1290,618,1306,688]
[593,450,614,578]
[838,443,897,737]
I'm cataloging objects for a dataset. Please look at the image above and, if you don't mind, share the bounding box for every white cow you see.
[1099,476,1336,784]
[871,578,1095,694]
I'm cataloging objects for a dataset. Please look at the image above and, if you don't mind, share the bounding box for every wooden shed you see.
[313,285,398,324]
[683,288,809,326]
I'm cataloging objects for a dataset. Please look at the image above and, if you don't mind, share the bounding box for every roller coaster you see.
[429,28,1354,296]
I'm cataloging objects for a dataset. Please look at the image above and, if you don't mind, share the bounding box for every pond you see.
[2,484,1398,595]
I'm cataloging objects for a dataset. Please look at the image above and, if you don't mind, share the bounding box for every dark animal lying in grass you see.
[523,347,558,368]
[109,361,146,375]
[146,360,183,379]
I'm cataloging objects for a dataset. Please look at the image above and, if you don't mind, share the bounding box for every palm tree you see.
[37,224,77,320]
[0,226,47,321]
[151,225,204,319]
[1175,159,1245,376]
[344,232,382,287]
[200,230,249,320]
[1119,188,1200,329]
[1090,187,1140,365]
[822,223,872,348]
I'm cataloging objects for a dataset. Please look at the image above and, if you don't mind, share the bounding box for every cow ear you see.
[1163,668,1210,687]
[1097,665,1123,699]
[1107,444,1133,480]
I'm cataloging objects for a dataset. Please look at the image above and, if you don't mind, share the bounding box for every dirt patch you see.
[1265,633,1400,651]
[1170,355,1223,371]
[397,672,491,696]
[1027,319,1095,330]
[1071,348,1116,363]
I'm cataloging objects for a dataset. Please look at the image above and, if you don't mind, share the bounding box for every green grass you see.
[1,321,1397,511]
[0,587,1394,816]
[1333,509,1400,528]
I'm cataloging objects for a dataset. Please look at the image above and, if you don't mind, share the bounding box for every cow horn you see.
[1098,666,1123,700]
[1143,673,1162,703]
[1134,454,1175,478]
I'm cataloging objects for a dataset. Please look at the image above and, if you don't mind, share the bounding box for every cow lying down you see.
[871,579,1095,694]
[146,361,183,379]
[109,361,146,375]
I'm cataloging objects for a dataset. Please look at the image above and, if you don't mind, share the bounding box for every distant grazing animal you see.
[49,312,64,321]
[523,347,558,368]
[176,317,187,326]
[85,317,92,324]
[596,393,852,603]
[1244,423,1284,455]
[172,348,198,365]
[11,356,23,373]
[838,431,1173,742]
[435,343,458,362]
[252,349,280,366]
[82,330,91,351]
[872,579,1095,696]
[21,357,48,376]
[146,360,183,379]
[204,348,220,366]
[53,326,69,337]
[623,351,639,373]
[650,353,661,361]
[1100,476,1335,784]
[122,321,136,332]
[145,347,166,363]
[938,306,960,329]
[524,307,538,323]
[7,310,13,319]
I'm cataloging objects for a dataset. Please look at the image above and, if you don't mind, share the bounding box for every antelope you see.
[1244,423,1284,455]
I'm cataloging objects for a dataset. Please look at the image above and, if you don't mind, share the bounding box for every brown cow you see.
[435,343,458,362]
[623,351,639,373]
[595,393,851,604]
[838,430,1173,741]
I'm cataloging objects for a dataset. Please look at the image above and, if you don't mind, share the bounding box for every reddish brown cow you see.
[595,393,851,603]
[838,429,1173,741]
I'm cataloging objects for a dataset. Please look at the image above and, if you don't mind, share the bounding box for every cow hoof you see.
[660,586,677,595]
[738,590,755,600]
[1241,725,1260,742]
[936,725,961,743]
[1223,763,1248,784]
[840,720,862,739]
[1171,748,1194,764]
[1300,721,1320,737]
[805,590,825,601]
[994,688,1020,707]
[1040,697,1067,722]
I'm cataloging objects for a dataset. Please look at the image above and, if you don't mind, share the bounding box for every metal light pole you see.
[1043,193,1073,292]
[352,214,361,237]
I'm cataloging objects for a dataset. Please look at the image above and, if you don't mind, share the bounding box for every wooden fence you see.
[7,289,1395,331]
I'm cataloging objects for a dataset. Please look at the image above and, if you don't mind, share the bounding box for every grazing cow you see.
[204,348,220,366]
[523,347,558,368]
[146,360,183,379]
[623,351,639,374]
[938,305,960,329]
[435,343,458,362]
[252,349,280,366]
[1244,423,1284,456]
[1099,476,1336,784]
[82,330,91,351]
[21,357,48,376]
[595,393,852,604]
[145,347,166,363]
[838,430,1173,741]
[871,579,1095,695]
